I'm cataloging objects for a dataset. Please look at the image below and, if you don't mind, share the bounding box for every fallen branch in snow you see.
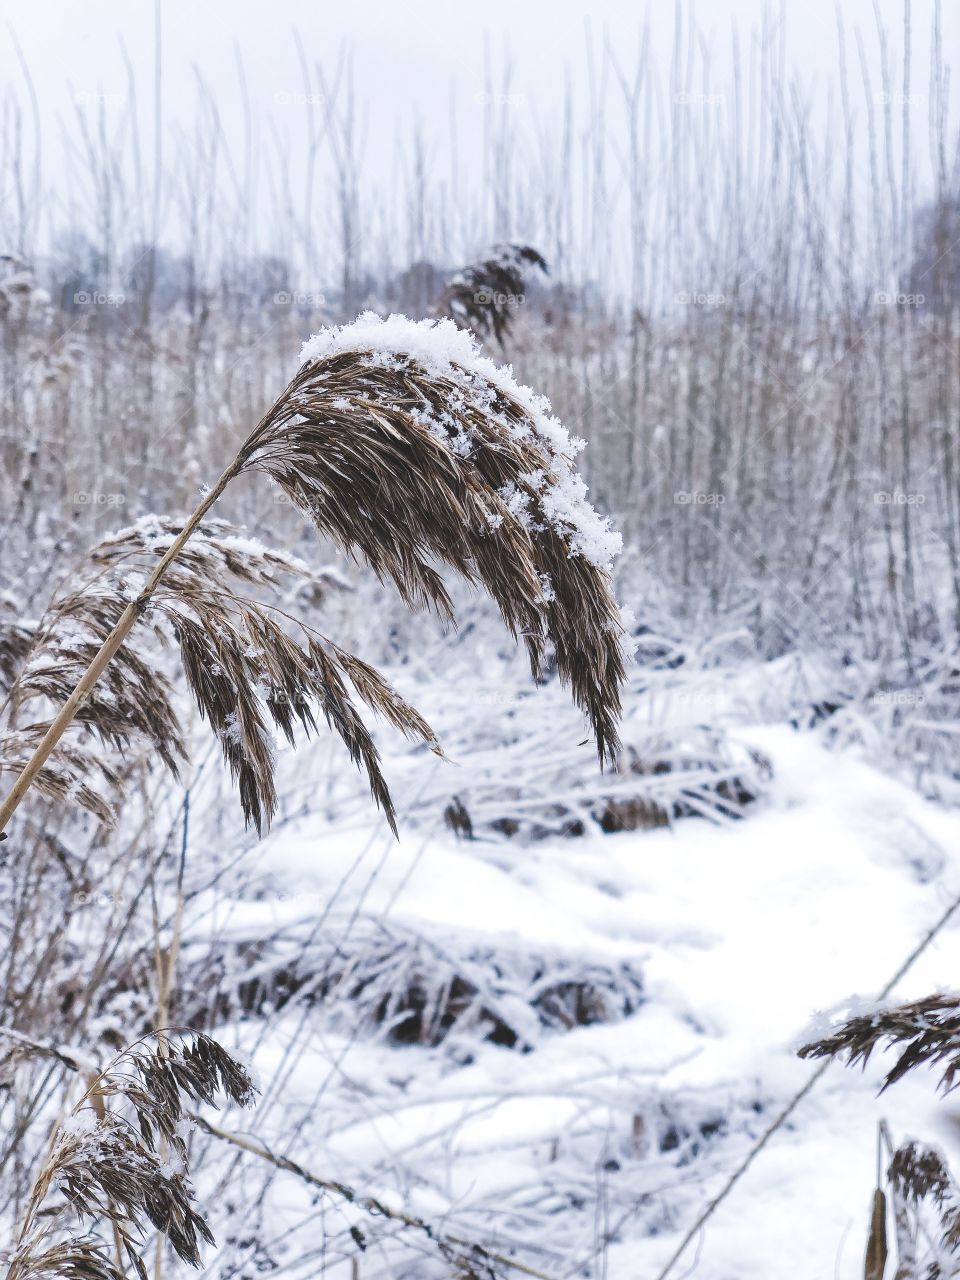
[179,915,646,1050]
[193,1114,561,1280]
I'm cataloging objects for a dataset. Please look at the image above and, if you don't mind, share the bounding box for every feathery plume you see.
[0,314,625,837]
[799,993,960,1095]
[5,1032,255,1280]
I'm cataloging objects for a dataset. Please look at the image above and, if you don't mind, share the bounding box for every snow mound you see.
[179,723,960,1279]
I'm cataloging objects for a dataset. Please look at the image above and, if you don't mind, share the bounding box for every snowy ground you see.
[181,715,960,1279]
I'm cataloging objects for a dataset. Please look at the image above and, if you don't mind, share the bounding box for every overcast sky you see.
[6,0,956,152]
[3,0,957,273]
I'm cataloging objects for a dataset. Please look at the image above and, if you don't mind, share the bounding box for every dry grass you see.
[799,994,960,1095]
[0,319,625,1276]
[0,325,624,838]
[440,244,548,347]
[801,1002,960,1276]
[436,719,771,844]
[240,344,625,766]
[93,515,439,834]
[4,1032,255,1280]
[179,917,646,1051]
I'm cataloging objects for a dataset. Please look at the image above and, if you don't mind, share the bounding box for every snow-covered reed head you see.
[240,312,626,764]
[6,1032,255,1279]
[0,312,625,841]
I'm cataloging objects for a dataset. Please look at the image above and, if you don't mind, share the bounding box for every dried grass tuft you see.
[885,1140,960,1272]
[180,919,645,1052]
[437,724,770,844]
[5,1031,255,1280]
[0,572,185,825]
[1,518,438,835]
[240,344,624,767]
[799,994,960,1095]
[440,243,548,346]
[93,516,439,833]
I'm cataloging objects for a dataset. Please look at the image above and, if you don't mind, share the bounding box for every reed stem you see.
[0,457,243,836]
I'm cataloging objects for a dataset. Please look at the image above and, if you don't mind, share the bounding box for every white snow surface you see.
[187,720,960,1279]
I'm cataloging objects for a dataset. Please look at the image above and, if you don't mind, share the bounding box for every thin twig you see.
[194,1114,562,1280]
[655,879,960,1280]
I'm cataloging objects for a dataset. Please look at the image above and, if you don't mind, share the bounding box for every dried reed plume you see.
[94,516,434,833]
[441,243,548,346]
[886,1141,960,1273]
[0,550,186,826]
[4,1031,255,1280]
[799,994,960,1095]
[0,314,625,838]
[800,983,960,1273]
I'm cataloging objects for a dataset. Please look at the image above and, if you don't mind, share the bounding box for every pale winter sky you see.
[3,0,957,270]
[6,0,956,162]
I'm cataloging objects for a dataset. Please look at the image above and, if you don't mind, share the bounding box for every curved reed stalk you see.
[0,314,625,838]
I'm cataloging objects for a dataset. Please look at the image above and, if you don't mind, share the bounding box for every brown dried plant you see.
[440,244,548,346]
[799,994,960,1095]
[801,998,960,1275]
[878,1140,960,1278]
[0,553,186,827]
[3,1031,255,1280]
[0,316,625,839]
[92,516,434,834]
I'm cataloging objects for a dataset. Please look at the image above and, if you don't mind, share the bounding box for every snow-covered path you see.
[193,725,960,1278]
